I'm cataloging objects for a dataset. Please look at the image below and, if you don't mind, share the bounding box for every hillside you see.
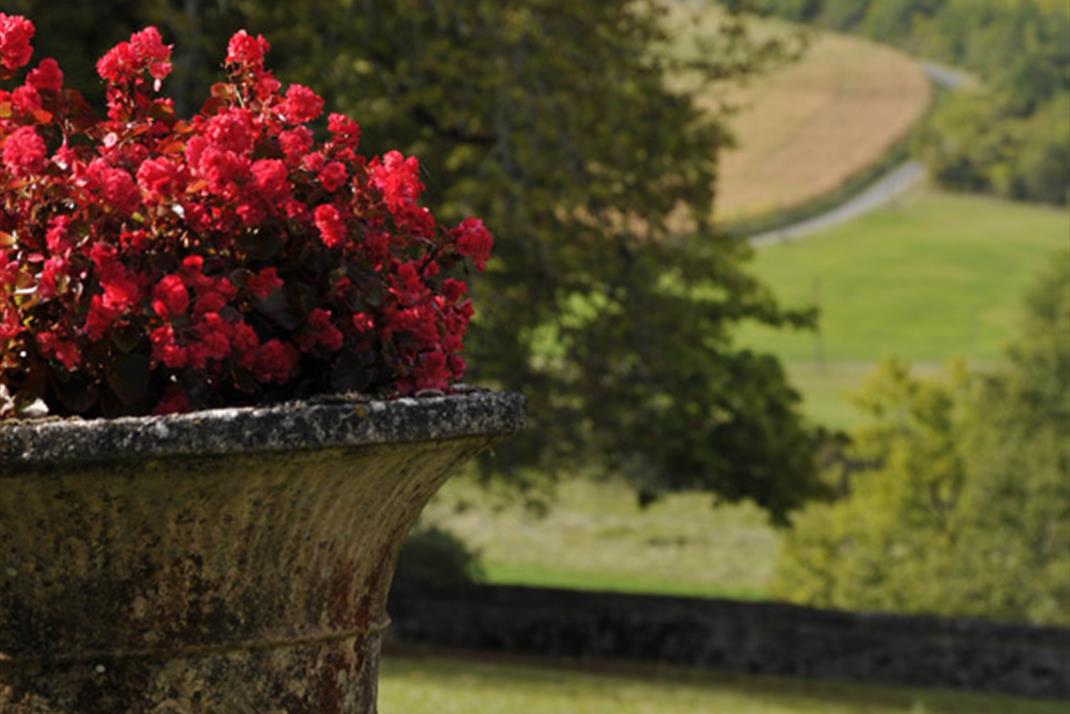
[408,6,1065,609]
[740,186,1069,425]
[418,186,1068,600]
[666,3,932,223]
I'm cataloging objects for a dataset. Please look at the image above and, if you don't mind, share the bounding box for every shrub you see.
[773,258,1070,625]
[392,525,485,594]
[0,16,492,418]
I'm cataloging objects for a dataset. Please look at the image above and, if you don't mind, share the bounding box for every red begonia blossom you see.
[0,17,493,419]
[2,125,46,175]
[0,14,34,72]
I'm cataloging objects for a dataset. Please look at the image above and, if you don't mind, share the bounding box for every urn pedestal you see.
[0,392,524,713]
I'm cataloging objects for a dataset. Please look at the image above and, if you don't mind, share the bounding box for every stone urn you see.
[0,391,524,713]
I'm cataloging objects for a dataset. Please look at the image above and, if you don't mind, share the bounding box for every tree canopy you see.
[5,0,826,520]
[773,257,1070,625]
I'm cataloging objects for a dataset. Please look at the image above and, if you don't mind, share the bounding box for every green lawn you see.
[419,188,1068,598]
[782,361,944,428]
[421,475,778,600]
[739,187,1067,427]
[380,654,1064,714]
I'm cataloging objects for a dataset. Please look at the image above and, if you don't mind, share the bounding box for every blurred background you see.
[12,0,1067,711]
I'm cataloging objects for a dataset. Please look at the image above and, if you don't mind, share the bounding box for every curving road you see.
[748,61,970,247]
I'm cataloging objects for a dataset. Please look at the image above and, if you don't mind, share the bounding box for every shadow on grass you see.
[382,646,1064,714]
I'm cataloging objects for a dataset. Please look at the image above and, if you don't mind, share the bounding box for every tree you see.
[911,89,1016,194]
[5,1,825,519]
[773,257,1070,625]
[818,0,872,30]
[751,0,1070,205]
[914,90,1070,204]
[1011,95,1070,205]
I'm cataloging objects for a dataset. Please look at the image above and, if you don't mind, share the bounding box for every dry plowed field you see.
[667,5,931,223]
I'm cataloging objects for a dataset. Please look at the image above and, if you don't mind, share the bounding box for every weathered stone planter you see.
[0,391,523,713]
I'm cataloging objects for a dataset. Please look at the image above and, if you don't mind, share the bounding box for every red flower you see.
[27,58,63,92]
[196,146,250,198]
[152,275,190,319]
[84,160,141,216]
[442,278,467,303]
[391,261,428,306]
[97,26,171,85]
[352,312,374,333]
[0,16,492,416]
[278,127,312,162]
[299,308,344,353]
[413,349,450,391]
[452,217,494,271]
[131,27,171,80]
[150,325,187,369]
[205,108,257,155]
[11,84,41,115]
[0,13,34,72]
[248,339,299,383]
[328,113,361,147]
[226,30,270,72]
[3,126,46,176]
[250,159,289,203]
[153,386,189,415]
[137,157,183,203]
[282,84,324,124]
[85,295,121,340]
[317,161,347,192]
[302,151,326,173]
[370,150,423,212]
[38,257,66,299]
[247,267,283,299]
[254,73,281,101]
[45,216,73,254]
[233,321,259,353]
[96,41,136,84]
[36,332,81,370]
[0,308,22,343]
[314,204,346,248]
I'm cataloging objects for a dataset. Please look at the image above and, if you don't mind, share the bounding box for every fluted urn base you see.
[0,392,524,713]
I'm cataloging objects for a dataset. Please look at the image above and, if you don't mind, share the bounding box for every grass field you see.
[421,475,778,600]
[739,186,1068,426]
[780,361,945,428]
[380,653,1064,714]
[665,3,931,223]
[420,187,1068,599]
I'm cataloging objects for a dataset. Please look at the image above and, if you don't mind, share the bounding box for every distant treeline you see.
[750,0,1069,205]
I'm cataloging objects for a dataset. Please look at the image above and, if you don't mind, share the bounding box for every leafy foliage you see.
[392,525,485,593]
[914,90,1069,204]
[773,258,1070,625]
[749,0,1070,204]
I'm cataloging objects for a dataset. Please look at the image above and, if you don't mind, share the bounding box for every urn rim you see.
[0,389,525,471]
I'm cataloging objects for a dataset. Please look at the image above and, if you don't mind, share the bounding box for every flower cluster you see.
[0,18,493,418]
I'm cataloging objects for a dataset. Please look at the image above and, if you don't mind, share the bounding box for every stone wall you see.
[388,584,1070,699]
